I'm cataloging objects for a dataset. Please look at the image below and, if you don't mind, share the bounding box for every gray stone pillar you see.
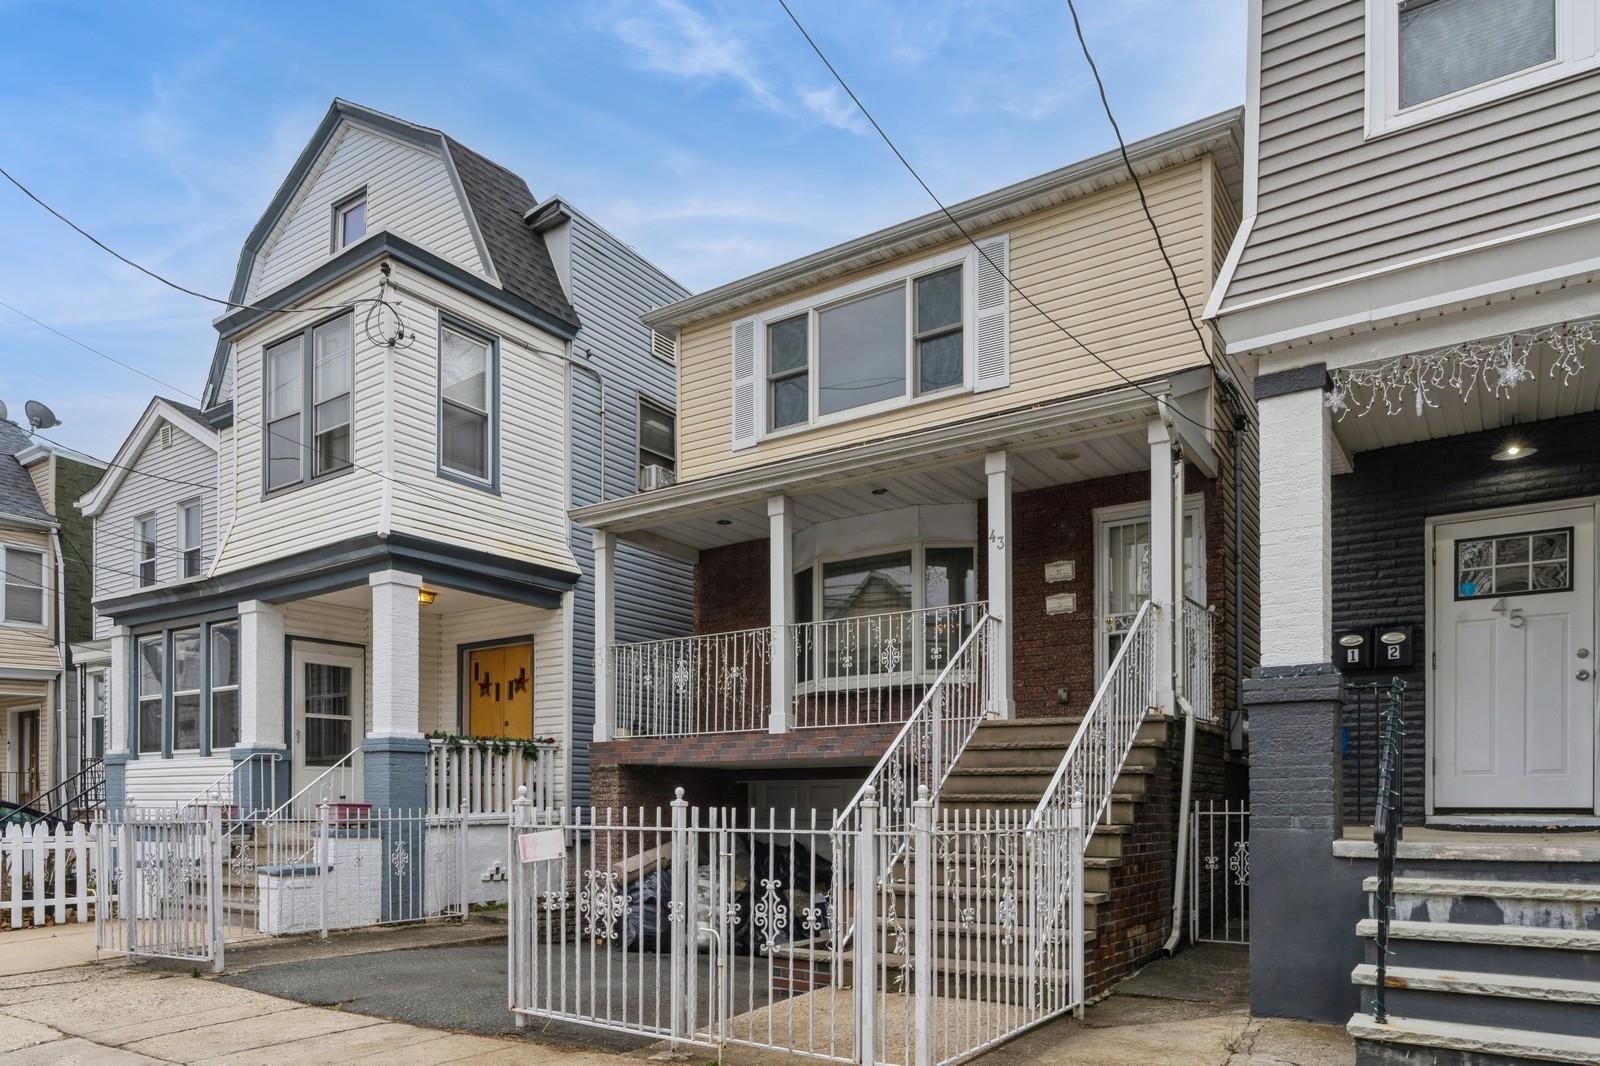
[1245,664,1364,1023]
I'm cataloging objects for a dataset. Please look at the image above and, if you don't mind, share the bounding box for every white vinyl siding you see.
[245,122,486,301]
[90,421,217,639]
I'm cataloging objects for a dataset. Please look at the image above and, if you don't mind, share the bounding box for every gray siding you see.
[564,209,695,805]
[1229,0,1600,305]
[91,423,218,639]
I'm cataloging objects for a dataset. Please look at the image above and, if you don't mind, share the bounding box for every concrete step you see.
[968,716,1169,747]
[1083,856,1119,895]
[1366,875,1600,931]
[1358,918,1600,953]
[1086,826,1129,861]
[1353,964,1600,1039]
[1347,1013,1600,1066]
[1358,919,1600,984]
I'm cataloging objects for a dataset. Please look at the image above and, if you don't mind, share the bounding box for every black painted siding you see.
[1332,410,1600,824]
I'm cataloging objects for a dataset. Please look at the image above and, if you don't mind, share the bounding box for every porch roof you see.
[573,378,1213,557]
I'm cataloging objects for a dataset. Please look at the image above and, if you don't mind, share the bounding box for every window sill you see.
[261,463,356,502]
[1365,56,1600,140]
[760,382,972,446]
[436,465,501,496]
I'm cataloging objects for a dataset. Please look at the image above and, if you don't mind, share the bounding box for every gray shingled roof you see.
[445,136,577,330]
[0,420,50,524]
[159,397,210,430]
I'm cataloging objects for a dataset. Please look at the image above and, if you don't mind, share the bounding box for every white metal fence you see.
[2,821,101,928]
[427,738,557,817]
[610,625,772,736]
[507,787,1085,1066]
[1182,598,1217,723]
[96,807,225,970]
[1190,800,1249,945]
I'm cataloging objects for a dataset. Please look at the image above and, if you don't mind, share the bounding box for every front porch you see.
[578,382,1241,811]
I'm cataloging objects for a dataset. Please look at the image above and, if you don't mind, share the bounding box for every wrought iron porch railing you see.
[1370,677,1407,1026]
[610,625,772,736]
[425,737,557,816]
[1182,597,1217,723]
[792,602,983,729]
[25,759,105,825]
[263,746,361,822]
[1342,680,1408,825]
[181,751,282,820]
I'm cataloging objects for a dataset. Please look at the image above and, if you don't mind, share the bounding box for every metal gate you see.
[96,806,224,971]
[508,790,1085,1066]
[1190,799,1249,945]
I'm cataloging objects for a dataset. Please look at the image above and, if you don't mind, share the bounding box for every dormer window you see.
[334,191,366,250]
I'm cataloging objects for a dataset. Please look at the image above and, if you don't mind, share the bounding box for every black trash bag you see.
[623,870,672,952]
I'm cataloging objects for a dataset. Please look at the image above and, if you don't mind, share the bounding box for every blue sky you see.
[0,0,1244,459]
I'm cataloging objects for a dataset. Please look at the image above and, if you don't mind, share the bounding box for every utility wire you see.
[1060,0,1254,413]
[0,164,378,316]
[773,0,1231,441]
[27,427,216,494]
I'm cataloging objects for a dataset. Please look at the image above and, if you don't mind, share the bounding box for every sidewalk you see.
[0,923,99,977]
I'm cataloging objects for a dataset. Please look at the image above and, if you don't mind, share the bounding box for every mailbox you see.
[1334,629,1371,671]
[1375,625,1414,669]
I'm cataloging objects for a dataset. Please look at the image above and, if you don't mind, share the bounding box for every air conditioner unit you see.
[640,464,676,491]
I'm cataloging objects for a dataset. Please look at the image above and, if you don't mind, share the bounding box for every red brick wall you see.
[694,539,769,634]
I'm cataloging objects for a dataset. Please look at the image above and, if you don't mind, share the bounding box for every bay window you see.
[1,545,45,624]
[172,628,202,751]
[137,635,163,754]
[264,313,352,492]
[210,623,240,750]
[439,319,497,485]
[129,619,243,757]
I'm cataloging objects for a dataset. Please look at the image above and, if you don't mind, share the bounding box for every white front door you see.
[1434,505,1597,811]
[290,643,365,806]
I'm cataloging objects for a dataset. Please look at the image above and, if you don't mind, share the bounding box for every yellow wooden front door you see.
[465,643,534,739]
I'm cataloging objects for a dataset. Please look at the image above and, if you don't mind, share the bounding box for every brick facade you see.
[1331,409,1600,823]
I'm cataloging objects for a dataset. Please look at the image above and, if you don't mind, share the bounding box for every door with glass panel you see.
[1098,508,1203,679]
[1434,505,1596,811]
[290,643,364,810]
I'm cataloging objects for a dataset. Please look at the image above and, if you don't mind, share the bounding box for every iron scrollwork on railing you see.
[1370,676,1407,1026]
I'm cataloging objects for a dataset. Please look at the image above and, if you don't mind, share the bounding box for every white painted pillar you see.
[1259,387,1336,667]
[768,495,794,734]
[1149,422,1177,715]
[237,601,287,750]
[592,530,616,743]
[369,570,423,738]
[107,626,132,757]
[1172,442,1188,703]
[985,451,1014,719]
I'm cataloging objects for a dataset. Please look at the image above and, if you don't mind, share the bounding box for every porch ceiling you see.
[1333,340,1600,456]
[631,420,1155,552]
[306,583,542,616]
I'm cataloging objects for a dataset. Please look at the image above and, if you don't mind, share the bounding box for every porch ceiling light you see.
[417,587,437,607]
[1492,440,1536,462]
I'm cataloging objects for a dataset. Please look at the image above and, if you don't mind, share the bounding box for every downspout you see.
[1155,397,1196,956]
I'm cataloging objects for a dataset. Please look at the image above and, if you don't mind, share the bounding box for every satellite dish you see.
[24,400,59,431]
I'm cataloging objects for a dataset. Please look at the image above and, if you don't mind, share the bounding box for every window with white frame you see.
[1366,0,1597,135]
[1095,501,1205,679]
[734,236,1009,448]
[438,319,496,484]
[1,546,44,624]
[264,313,353,492]
[137,635,163,754]
[135,516,157,587]
[334,191,366,250]
[178,500,203,578]
[171,628,202,752]
[793,543,978,681]
[637,398,676,488]
[88,669,107,760]
[210,623,240,750]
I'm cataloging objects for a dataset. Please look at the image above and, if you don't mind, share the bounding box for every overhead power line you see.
[772,0,1234,441]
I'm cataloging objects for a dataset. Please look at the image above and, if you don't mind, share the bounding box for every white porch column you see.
[369,570,423,738]
[592,530,616,743]
[768,495,794,734]
[1149,422,1178,715]
[1259,387,1335,667]
[237,601,287,750]
[985,451,1014,719]
[107,626,132,757]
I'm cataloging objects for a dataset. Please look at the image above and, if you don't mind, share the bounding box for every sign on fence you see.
[1,821,99,928]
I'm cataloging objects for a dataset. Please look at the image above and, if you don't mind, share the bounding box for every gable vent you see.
[650,328,677,363]
[159,424,174,449]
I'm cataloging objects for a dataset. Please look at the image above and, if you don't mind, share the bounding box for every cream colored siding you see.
[381,270,577,572]
[1,527,57,672]
[91,426,217,639]
[23,459,52,516]
[1229,0,1600,305]
[215,271,387,573]
[125,755,231,808]
[676,161,1214,481]
[245,123,486,301]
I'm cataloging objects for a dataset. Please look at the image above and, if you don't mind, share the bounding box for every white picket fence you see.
[1,821,103,928]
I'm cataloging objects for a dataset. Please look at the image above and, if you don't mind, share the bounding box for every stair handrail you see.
[1028,599,1159,837]
[833,610,996,837]
[25,758,105,825]
[1370,676,1407,1025]
[182,751,282,817]
[261,745,360,823]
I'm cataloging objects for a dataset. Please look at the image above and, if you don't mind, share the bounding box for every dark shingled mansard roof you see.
[0,419,50,525]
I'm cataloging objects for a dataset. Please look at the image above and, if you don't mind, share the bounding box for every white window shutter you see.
[972,234,1010,392]
[730,317,759,449]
